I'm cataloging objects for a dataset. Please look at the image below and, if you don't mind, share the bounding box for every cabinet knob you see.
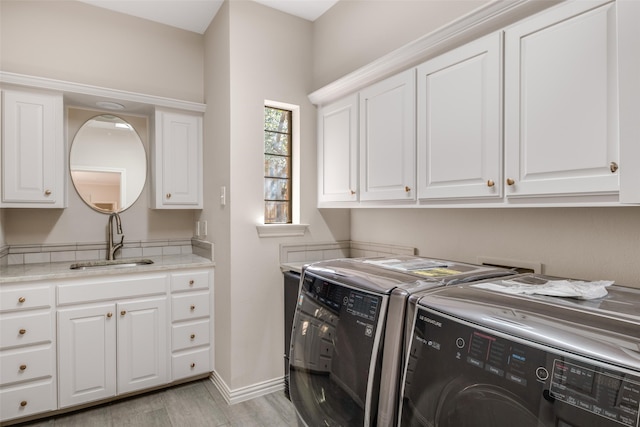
[190,363,196,368]
[166,193,172,199]
[19,329,26,335]
[189,280,194,286]
[120,310,127,316]
[106,312,113,318]
[190,305,196,311]
[350,190,356,195]
[18,297,26,303]
[405,186,411,193]
[20,401,28,407]
[506,178,515,186]
[190,334,196,340]
[610,162,619,173]
[487,179,495,188]
[44,189,51,196]
[19,364,27,371]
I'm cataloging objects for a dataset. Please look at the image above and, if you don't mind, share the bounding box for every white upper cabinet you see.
[504,0,619,199]
[417,32,502,201]
[317,94,359,205]
[359,69,416,202]
[152,108,203,209]
[1,89,65,208]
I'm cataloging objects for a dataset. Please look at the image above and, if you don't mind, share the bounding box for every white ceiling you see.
[78,0,339,34]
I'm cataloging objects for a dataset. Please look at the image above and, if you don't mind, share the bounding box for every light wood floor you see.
[13,379,298,427]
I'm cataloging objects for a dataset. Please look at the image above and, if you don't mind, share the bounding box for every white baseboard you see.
[210,371,284,405]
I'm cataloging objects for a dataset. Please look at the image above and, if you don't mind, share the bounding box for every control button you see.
[455,337,465,349]
[536,367,549,381]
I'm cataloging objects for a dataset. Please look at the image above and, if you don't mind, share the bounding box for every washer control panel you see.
[550,359,640,427]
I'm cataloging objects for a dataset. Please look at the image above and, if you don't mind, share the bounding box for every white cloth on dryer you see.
[471,279,614,300]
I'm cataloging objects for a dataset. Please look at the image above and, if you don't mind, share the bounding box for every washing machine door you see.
[289,272,388,426]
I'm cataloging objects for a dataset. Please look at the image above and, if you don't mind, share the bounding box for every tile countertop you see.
[280,261,318,275]
[0,254,214,284]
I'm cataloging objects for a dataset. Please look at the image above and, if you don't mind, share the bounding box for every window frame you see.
[256,100,307,237]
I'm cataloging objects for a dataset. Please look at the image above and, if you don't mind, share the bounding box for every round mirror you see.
[70,115,147,213]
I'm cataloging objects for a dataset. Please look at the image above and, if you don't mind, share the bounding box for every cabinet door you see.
[153,109,203,208]
[359,69,416,202]
[504,1,619,198]
[417,33,502,200]
[58,304,116,408]
[117,297,168,394]
[1,89,64,207]
[318,94,359,204]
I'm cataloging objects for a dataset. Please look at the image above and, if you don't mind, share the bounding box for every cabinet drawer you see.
[0,285,51,313]
[171,291,210,322]
[57,274,167,305]
[171,320,210,351]
[171,347,210,380]
[171,270,209,292]
[0,312,52,349]
[0,379,56,423]
[0,345,53,385]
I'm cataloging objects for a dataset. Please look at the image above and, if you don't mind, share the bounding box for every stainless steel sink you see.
[70,258,154,270]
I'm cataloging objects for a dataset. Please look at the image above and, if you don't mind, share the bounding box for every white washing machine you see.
[288,256,515,426]
[399,273,640,427]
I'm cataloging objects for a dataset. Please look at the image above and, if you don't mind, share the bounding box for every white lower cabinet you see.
[117,298,168,394]
[170,270,212,380]
[51,267,212,417]
[57,297,168,408]
[57,303,117,408]
[0,282,56,423]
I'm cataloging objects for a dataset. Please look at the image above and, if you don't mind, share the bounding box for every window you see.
[264,106,292,224]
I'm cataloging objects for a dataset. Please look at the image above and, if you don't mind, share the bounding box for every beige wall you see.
[312,0,488,89]
[313,0,640,289]
[204,0,350,391]
[0,210,5,247]
[0,1,201,245]
[203,0,233,388]
[0,0,204,102]
[351,208,640,287]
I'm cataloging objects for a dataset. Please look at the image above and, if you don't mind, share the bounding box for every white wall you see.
[313,1,640,289]
[0,1,202,246]
[204,0,350,391]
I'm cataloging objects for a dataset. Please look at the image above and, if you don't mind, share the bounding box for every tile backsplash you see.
[1,238,214,265]
[280,240,416,264]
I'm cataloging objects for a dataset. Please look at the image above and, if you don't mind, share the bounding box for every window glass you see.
[264,107,292,224]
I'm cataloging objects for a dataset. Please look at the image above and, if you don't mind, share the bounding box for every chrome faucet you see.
[107,212,124,260]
